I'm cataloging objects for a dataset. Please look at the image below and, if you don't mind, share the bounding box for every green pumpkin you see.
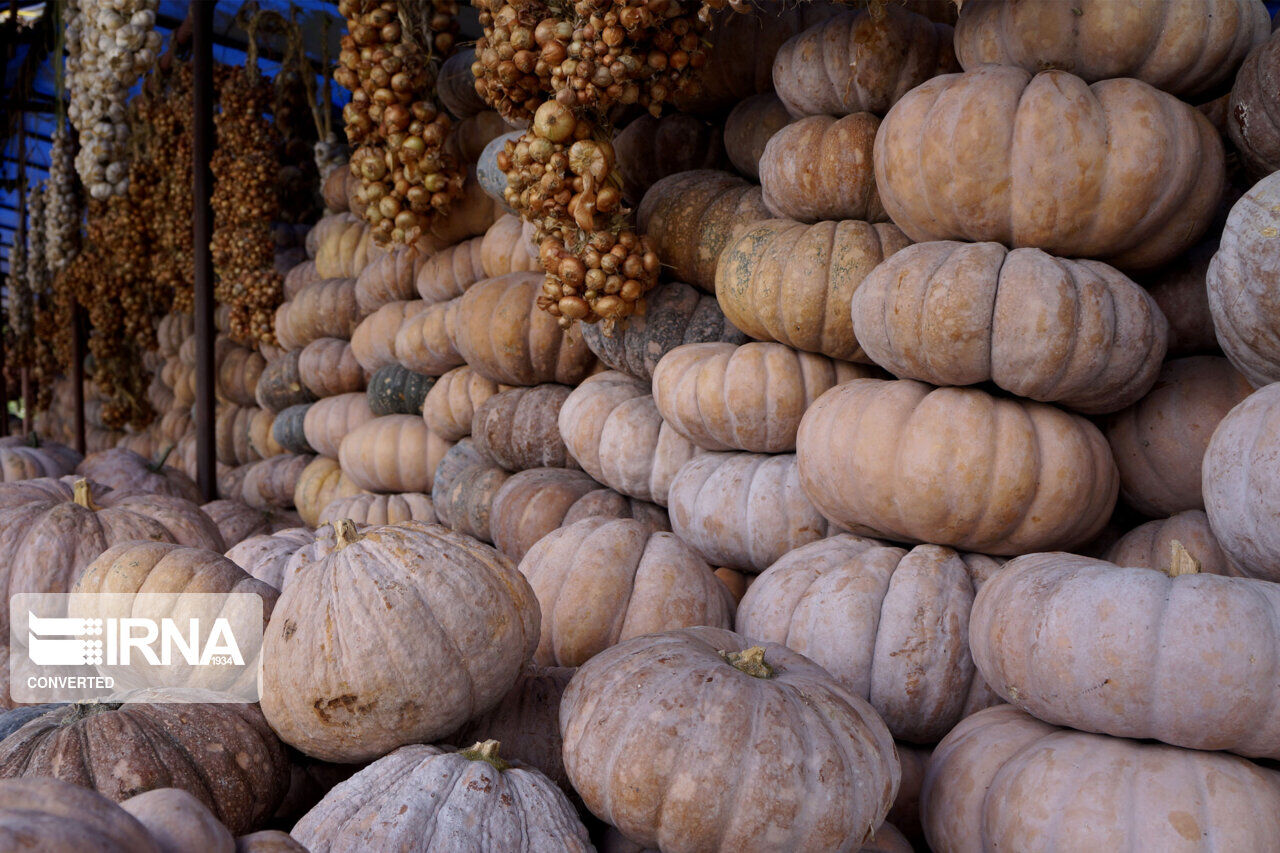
[368,363,437,416]
[272,403,314,454]
[256,350,316,413]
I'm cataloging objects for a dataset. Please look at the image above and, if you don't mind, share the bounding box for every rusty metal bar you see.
[193,0,217,500]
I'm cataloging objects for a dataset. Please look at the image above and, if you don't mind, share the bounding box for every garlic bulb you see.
[45,125,81,275]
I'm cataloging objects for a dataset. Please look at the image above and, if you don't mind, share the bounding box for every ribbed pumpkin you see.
[392,298,465,376]
[1139,237,1222,358]
[737,535,1001,743]
[561,627,899,852]
[851,241,1169,413]
[0,778,161,852]
[953,0,1269,99]
[158,311,193,355]
[241,454,314,510]
[472,384,578,471]
[922,705,1280,853]
[1105,357,1253,517]
[271,404,314,455]
[77,447,201,502]
[716,218,911,363]
[580,281,748,382]
[970,552,1280,759]
[351,299,428,374]
[312,213,378,279]
[293,456,367,527]
[255,350,316,414]
[519,517,735,667]
[317,492,436,527]
[291,743,591,852]
[284,259,321,298]
[121,788,235,853]
[760,114,886,224]
[0,701,289,834]
[302,392,375,459]
[1105,510,1241,577]
[558,371,705,506]
[722,94,793,182]
[479,214,539,279]
[354,242,427,317]
[217,344,266,407]
[653,342,877,452]
[1229,27,1280,178]
[0,443,78,482]
[367,363,436,416]
[797,379,1118,555]
[668,452,830,573]
[431,439,511,542]
[614,113,729,203]
[274,278,360,351]
[261,520,540,762]
[773,7,958,118]
[422,365,507,441]
[216,405,265,467]
[1207,171,1280,386]
[201,499,299,547]
[298,337,366,397]
[635,170,772,292]
[339,415,452,494]
[416,235,485,303]
[873,66,1224,270]
[225,527,316,589]
[439,48,488,117]
[453,273,597,385]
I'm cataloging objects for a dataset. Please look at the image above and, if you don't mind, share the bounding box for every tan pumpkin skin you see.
[338,414,452,494]
[237,829,309,852]
[453,273,598,385]
[312,213,378,279]
[317,492,436,527]
[431,439,512,542]
[0,702,289,835]
[1203,382,1280,581]
[922,705,1280,853]
[874,66,1225,271]
[293,456,367,527]
[0,778,161,852]
[284,260,321,299]
[971,552,1280,758]
[302,392,375,459]
[1105,357,1253,516]
[422,365,507,441]
[1104,510,1242,578]
[520,517,735,667]
[392,297,464,376]
[217,405,264,467]
[760,114,886,224]
[716,218,911,363]
[599,823,914,853]
[218,345,266,408]
[489,468,602,562]
[652,342,877,452]
[472,384,578,471]
[241,454,315,510]
[158,311,194,355]
[274,278,360,351]
[613,113,729,203]
[852,242,1169,414]
[636,170,772,292]
[891,744,930,848]
[798,379,1118,555]
[955,0,1269,99]
[1140,238,1221,357]
[0,446,74,481]
[669,452,831,573]
[261,521,540,762]
[1207,171,1280,386]
[350,299,428,374]
[291,744,590,852]
[561,626,900,853]
[249,407,284,460]
[202,500,299,547]
[353,243,425,317]
[122,788,236,853]
[415,237,485,306]
[737,535,1001,743]
[558,371,705,506]
[722,94,793,183]
[225,527,315,589]
[479,214,539,279]
[1229,28,1280,177]
[78,447,202,502]
[773,8,958,118]
[298,338,365,397]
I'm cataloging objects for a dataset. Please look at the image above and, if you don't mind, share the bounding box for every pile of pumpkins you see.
[3,0,1280,849]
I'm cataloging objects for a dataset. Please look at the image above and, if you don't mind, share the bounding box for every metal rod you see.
[192,0,217,501]
[20,367,28,436]
[71,301,84,453]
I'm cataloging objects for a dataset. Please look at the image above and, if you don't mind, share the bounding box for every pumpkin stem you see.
[72,478,99,511]
[148,444,175,473]
[1167,540,1201,577]
[460,739,510,772]
[60,701,122,724]
[25,432,39,448]
[332,518,364,550]
[720,646,774,679]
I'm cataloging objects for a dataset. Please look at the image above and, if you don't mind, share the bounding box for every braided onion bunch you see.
[5,224,29,368]
[44,126,81,275]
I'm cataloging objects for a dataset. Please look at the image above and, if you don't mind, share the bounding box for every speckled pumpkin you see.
[302,393,375,460]
[297,337,366,398]
[293,456,367,527]
[0,778,160,852]
[760,114,886,224]
[317,492,436,527]
[1104,510,1242,577]
[1228,27,1280,178]
[392,298,464,377]
[121,788,234,853]
[366,363,436,416]
[422,365,508,441]
[614,113,729,203]
[472,384,577,471]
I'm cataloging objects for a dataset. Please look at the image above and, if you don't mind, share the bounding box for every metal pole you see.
[17,116,28,438]
[192,0,217,500]
[71,303,84,454]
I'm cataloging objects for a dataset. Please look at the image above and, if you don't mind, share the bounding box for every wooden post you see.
[71,302,84,454]
[192,0,217,500]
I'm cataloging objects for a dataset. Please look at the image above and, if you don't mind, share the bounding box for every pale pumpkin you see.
[1228,27,1280,178]
[851,241,1169,414]
[737,535,1001,743]
[217,405,265,467]
[558,371,705,506]
[312,213,377,279]
[237,830,309,852]
[636,170,772,292]
[284,259,321,299]
[261,520,540,762]
[273,278,360,351]
[78,447,201,502]
[392,298,465,376]
[291,742,591,852]
[581,281,747,382]
[452,273,598,385]
[773,7,958,118]
[954,0,1269,99]
[431,439,511,542]
[561,626,900,852]
[1207,171,1280,386]
[760,114,886,224]
[1104,510,1242,577]
[241,454,314,511]
[488,468,602,562]
[201,499,300,548]
[798,379,1117,555]
[922,705,1280,853]
[225,527,316,589]
[0,778,160,852]
[321,166,352,213]
[668,452,830,572]
[519,517,735,667]
[158,311,193,355]
[122,788,235,853]
[716,218,911,363]
[303,392,375,459]
[338,415,452,494]
[351,299,428,375]
[970,551,1280,758]
[479,214,539,279]
[614,113,729,203]
[317,492,436,527]
[353,242,426,317]
[1105,357,1253,516]
[723,93,794,182]
[0,443,78,482]
[422,365,506,441]
[874,66,1224,270]
[1139,238,1222,357]
[472,384,578,471]
[298,337,366,398]
[653,342,876,452]
[218,345,266,408]
[293,456,366,527]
